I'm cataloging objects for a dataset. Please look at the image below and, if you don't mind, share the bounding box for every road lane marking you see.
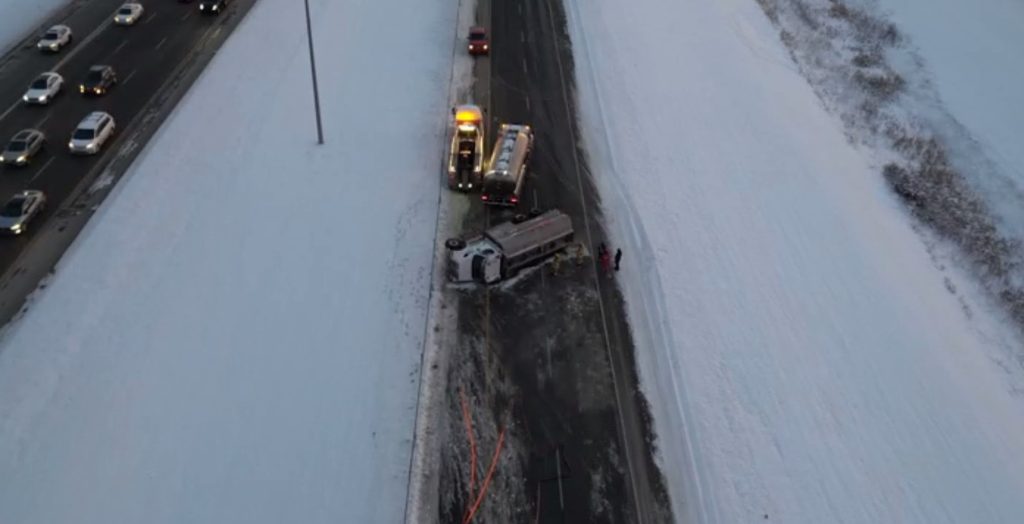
[144,12,157,24]
[181,11,192,21]
[32,113,52,130]
[113,39,129,55]
[0,100,21,123]
[521,31,525,44]
[54,19,115,73]
[545,337,553,380]
[525,95,530,111]
[155,36,167,50]
[543,0,648,519]
[522,58,527,73]
[122,69,138,86]
[27,156,55,185]
[555,445,565,510]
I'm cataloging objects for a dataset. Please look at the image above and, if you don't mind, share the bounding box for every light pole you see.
[302,0,324,144]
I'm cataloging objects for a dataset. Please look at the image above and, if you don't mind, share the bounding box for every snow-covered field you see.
[0,0,454,521]
[566,0,1024,522]
[872,0,1024,187]
[0,0,66,54]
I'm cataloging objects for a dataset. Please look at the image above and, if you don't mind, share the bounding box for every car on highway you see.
[22,72,64,105]
[198,0,229,14]
[36,25,72,53]
[468,26,489,56]
[0,130,46,167]
[79,65,117,96]
[114,3,145,25]
[68,112,115,155]
[0,190,46,236]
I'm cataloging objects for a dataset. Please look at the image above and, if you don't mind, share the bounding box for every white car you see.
[22,72,64,105]
[36,25,72,52]
[114,3,144,25]
[68,112,116,155]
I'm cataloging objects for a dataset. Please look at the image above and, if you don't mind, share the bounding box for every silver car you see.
[36,25,72,52]
[114,3,144,25]
[23,72,64,105]
[0,129,46,166]
[0,190,46,236]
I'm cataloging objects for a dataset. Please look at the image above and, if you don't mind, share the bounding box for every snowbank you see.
[870,0,1024,188]
[0,0,454,522]
[0,0,66,54]
[566,0,1024,521]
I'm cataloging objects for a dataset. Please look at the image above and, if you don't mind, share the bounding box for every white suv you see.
[68,112,115,155]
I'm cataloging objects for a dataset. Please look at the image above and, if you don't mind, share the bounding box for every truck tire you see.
[529,208,543,218]
[511,214,527,224]
[445,238,466,250]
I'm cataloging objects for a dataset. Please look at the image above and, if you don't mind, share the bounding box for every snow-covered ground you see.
[871,0,1024,186]
[0,0,66,54]
[0,0,454,522]
[566,0,1024,522]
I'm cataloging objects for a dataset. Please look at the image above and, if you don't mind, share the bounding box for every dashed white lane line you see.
[122,69,138,86]
[27,156,55,186]
[155,36,168,50]
[144,12,157,24]
[112,39,129,55]
[32,113,52,130]
[53,19,115,72]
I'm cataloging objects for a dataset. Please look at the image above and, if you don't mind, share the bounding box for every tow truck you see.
[446,209,575,284]
[447,105,485,191]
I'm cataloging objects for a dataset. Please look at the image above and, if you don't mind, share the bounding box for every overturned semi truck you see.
[447,209,575,285]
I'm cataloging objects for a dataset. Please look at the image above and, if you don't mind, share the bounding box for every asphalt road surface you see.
[0,0,255,324]
[440,0,673,521]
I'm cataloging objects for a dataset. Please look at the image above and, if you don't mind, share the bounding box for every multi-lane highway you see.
[440,0,673,521]
[0,0,254,322]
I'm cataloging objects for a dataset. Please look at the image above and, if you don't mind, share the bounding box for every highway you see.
[0,0,255,323]
[440,0,674,521]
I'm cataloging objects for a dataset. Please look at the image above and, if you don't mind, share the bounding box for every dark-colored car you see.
[79,65,117,96]
[468,26,488,56]
[0,129,46,167]
[199,0,229,14]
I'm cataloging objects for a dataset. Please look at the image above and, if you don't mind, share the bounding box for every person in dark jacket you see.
[614,248,623,271]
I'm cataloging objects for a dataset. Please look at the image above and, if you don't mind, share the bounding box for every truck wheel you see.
[511,214,527,224]
[445,238,466,250]
[529,208,542,217]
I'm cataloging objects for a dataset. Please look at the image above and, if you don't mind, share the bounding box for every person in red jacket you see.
[599,246,612,276]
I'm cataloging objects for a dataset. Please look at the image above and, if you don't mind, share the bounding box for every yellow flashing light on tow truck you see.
[448,104,485,191]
